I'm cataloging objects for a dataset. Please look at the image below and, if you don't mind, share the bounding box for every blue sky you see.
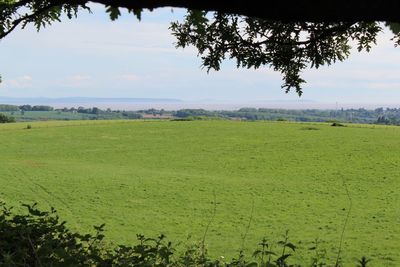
[1,5,400,107]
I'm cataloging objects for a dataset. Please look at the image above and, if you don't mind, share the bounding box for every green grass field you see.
[0,120,399,265]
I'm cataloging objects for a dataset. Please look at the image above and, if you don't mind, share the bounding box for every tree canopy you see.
[1,1,399,95]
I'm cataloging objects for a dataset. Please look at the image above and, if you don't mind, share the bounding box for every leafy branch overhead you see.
[171,12,387,95]
[0,1,399,95]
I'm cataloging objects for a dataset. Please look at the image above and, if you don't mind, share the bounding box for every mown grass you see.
[0,120,399,265]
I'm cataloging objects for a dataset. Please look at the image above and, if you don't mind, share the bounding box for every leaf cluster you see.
[0,0,144,40]
[105,5,142,21]
[171,12,384,95]
[0,202,108,266]
[0,0,89,40]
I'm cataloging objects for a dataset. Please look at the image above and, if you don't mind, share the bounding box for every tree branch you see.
[0,0,87,39]
[90,0,400,22]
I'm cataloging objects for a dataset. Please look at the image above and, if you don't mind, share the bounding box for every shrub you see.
[331,122,346,127]
[0,113,16,123]
[300,126,319,130]
[171,117,195,121]
[0,202,110,266]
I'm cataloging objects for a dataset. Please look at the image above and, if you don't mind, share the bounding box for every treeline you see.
[2,104,400,125]
[137,108,167,116]
[0,104,55,112]
[171,107,400,125]
[19,105,54,111]
[0,104,143,121]
[52,106,141,119]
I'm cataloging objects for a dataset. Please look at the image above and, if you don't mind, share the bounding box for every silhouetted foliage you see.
[171,13,382,95]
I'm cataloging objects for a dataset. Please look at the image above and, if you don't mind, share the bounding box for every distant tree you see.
[92,107,101,115]
[19,105,32,111]
[175,109,210,118]
[238,108,258,113]
[0,104,19,111]
[122,111,142,119]
[32,105,54,111]
[77,106,87,113]
[377,115,390,125]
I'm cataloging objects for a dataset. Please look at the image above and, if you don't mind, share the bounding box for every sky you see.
[1,5,400,108]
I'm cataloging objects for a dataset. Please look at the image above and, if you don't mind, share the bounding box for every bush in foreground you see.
[0,202,371,266]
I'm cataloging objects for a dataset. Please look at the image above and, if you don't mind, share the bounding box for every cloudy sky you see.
[1,5,400,108]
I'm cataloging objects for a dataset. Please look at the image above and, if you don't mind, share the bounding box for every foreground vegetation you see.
[0,202,370,266]
[0,120,398,266]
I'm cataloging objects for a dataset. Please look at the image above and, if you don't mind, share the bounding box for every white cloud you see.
[366,82,400,90]
[69,75,91,82]
[53,74,94,89]
[2,75,33,88]
[21,75,32,81]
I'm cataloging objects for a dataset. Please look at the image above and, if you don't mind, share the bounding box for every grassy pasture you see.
[0,120,399,265]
